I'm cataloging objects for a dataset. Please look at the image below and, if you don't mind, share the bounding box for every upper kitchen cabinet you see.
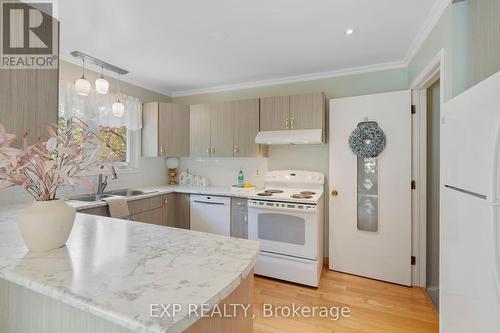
[189,99,264,158]
[289,92,325,130]
[233,99,260,157]
[189,103,211,157]
[259,92,326,140]
[209,102,234,157]
[259,96,290,131]
[142,102,190,157]
[159,103,189,156]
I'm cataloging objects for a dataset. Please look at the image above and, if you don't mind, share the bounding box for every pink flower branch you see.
[0,118,101,201]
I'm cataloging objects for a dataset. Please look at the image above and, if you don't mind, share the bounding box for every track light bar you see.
[70,51,129,75]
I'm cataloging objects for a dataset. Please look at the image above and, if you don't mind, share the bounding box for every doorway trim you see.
[409,49,446,287]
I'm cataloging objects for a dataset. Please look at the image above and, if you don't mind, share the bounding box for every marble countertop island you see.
[0,205,260,333]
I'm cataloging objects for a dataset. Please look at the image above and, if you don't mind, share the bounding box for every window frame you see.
[78,128,141,176]
[106,128,140,174]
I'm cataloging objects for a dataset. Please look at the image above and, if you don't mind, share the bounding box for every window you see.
[96,126,127,163]
[58,80,143,172]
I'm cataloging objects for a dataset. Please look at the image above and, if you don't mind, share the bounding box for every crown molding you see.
[59,53,173,97]
[171,61,407,97]
[404,0,451,65]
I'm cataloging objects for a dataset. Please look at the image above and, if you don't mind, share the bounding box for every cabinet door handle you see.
[164,198,168,204]
[235,202,245,206]
[211,147,215,156]
[244,216,248,223]
[207,146,211,155]
[290,118,295,129]
[159,145,164,155]
[285,118,289,129]
[233,146,239,155]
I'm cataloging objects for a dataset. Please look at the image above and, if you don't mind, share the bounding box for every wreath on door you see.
[348,122,386,158]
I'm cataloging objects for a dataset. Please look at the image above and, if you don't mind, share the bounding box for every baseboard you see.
[323,257,329,267]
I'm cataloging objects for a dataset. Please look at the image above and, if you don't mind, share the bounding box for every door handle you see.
[493,209,500,299]
[331,190,338,197]
[193,200,225,205]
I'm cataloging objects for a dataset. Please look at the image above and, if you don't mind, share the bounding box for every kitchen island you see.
[0,205,259,333]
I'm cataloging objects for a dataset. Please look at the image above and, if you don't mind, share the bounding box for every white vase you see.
[17,199,76,251]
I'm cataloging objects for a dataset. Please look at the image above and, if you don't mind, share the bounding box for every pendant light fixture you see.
[75,59,91,96]
[95,65,109,94]
[112,74,125,117]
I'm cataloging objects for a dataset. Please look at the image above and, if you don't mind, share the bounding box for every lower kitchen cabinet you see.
[78,194,169,226]
[131,207,164,225]
[167,193,190,230]
[231,198,248,239]
[128,195,168,226]
[78,205,110,217]
[75,192,187,231]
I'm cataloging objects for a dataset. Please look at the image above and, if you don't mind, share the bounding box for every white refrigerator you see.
[442,71,500,332]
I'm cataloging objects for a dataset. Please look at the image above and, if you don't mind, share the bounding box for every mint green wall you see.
[408,0,500,100]
[408,1,469,100]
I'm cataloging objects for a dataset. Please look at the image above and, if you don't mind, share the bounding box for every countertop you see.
[68,185,262,210]
[0,205,260,333]
[68,185,323,211]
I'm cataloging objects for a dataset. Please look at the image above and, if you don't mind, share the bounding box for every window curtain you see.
[59,80,142,131]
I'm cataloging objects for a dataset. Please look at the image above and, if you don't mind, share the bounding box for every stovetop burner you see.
[291,194,313,199]
[265,189,284,194]
[300,191,316,196]
[257,192,273,197]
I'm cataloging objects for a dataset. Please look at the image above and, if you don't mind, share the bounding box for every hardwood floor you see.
[253,268,438,333]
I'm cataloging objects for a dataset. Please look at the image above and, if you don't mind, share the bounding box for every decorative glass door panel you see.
[357,157,379,232]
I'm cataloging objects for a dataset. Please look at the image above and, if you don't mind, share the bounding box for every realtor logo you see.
[1,0,58,69]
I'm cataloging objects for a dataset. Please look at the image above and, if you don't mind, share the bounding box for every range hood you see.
[255,129,323,145]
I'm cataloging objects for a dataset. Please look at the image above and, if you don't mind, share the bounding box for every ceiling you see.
[58,0,440,96]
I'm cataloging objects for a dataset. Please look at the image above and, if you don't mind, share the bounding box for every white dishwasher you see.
[190,195,231,236]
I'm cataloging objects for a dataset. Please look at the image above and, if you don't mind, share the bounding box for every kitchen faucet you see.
[97,164,118,194]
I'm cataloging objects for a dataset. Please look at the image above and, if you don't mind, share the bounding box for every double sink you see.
[69,189,156,202]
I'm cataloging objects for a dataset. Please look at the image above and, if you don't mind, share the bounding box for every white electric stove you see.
[248,170,324,287]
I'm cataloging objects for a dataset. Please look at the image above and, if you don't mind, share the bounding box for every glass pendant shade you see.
[75,76,91,96]
[112,100,125,117]
[166,157,179,169]
[95,76,109,94]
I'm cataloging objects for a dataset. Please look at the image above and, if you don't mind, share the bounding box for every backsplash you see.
[179,158,268,188]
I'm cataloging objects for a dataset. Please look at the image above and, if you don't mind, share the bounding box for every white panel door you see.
[329,90,412,286]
